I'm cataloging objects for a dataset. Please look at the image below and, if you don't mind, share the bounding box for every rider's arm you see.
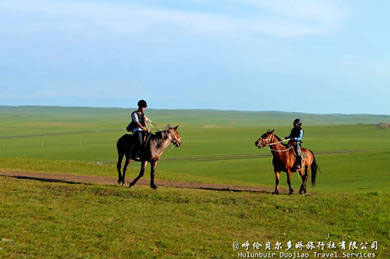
[294,130,303,141]
[132,112,147,131]
[143,117,148,128]
[136,121,146,131]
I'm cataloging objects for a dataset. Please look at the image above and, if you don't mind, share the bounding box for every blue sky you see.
[0,0,389,114]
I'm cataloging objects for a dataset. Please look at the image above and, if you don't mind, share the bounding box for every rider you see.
[285,119,304,169]
[130,100,149,159]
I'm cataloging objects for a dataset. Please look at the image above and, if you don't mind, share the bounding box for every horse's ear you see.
[167,124,171,129]
[271,129,274,133]
[174,125,179,130]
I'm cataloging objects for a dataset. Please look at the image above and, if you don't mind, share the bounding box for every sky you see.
[0,0,389,114]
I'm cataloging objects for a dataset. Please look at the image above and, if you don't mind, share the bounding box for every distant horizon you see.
[1,104,389,117]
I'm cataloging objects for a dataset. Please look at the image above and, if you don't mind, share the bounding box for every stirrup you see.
[132,150,142,161]
[132,155,141,161]
[293,158,301,169]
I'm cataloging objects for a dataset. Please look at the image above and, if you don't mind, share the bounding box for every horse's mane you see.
[274,133,289,148]
[151,129,169,139]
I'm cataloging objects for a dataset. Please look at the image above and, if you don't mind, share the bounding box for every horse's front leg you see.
[150,161,158,189]
[129,161,147,187]
[273,171,280,194]
[287,169,294,195]
[117,152,124,184]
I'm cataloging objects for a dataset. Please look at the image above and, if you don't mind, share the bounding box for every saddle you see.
[290,147,306,159]
[125,132,151,144]
[128,132,152,161]
[288,142,305,169]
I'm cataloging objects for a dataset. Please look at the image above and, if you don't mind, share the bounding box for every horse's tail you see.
[310,150,319,186]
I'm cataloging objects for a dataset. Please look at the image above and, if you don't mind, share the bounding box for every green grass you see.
[0,106,390,193]
[0,177,389,258]
[0,106,389,257]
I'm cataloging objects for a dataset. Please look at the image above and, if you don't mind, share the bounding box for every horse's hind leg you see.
[299,168,307,194]
[303,166,309,193]
[117,152,124,184]
[129,161,147,187]
[121,153,131,185]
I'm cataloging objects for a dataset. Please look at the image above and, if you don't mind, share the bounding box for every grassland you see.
[0,177,389,258]
[0,106,389,257]
[0,106,389,193]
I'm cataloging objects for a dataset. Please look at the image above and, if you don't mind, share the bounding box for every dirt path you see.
[0,169,282,193]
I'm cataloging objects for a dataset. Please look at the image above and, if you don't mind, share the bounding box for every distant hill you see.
[0,105,389,127]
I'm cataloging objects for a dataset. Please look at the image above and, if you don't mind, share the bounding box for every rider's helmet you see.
[293,119,302,127]
[138,100,147,108]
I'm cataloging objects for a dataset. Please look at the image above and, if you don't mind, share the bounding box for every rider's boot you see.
[134,149,142,161]
[294,156,302,169]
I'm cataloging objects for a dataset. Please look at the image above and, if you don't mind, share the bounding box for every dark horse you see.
[116,125,181,189]
[255,130,319,195]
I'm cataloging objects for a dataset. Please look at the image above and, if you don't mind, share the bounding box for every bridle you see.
[168,129,181,147]
[258,134,280,147]
[257,134,293,152]
[257,136,272,147]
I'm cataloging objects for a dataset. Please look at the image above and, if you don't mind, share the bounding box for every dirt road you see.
[0,169,282,193]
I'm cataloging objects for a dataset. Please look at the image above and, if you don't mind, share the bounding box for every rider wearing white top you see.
[131,100,148,159]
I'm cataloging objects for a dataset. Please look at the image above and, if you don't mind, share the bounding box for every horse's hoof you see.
[150,185,158,189]
[272,191,279,195]
[129,182,134,188]
[289,189,294,195]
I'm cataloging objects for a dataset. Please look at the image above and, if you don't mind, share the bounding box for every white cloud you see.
[243,0,346,22]
[0,0,347,38]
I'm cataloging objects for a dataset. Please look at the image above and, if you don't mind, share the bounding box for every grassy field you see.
[0,177,389,258]
[0,106,389,193]
[0,106,389,257]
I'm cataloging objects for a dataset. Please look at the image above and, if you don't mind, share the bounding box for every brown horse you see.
[116,125,181,189]
[255,130,318,195]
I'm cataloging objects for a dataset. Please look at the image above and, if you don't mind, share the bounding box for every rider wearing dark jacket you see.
[286,119,304,169]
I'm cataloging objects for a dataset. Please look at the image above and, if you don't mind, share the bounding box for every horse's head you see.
[255,129,274,149]
[168,125,181,147]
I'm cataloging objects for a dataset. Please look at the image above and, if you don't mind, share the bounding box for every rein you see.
[259,135,293,152]
[153,129,180,147]
[144,117,181,147]
[165,143,176,153]
[269,146,293,152]
[146,118,163,131]
[146,118,179,145]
